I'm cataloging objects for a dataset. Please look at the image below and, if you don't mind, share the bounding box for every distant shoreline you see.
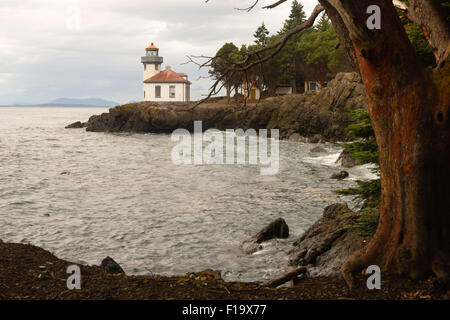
[0,104,112,108]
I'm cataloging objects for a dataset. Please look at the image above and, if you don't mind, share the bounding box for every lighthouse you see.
[141,43,191,102]
[141,43,163,81]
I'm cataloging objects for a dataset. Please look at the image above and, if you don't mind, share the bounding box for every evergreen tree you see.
[281,0,306,32]
[209,42,241,100]
[336,109,381,238]
[297,13,353,82]
[254,22,270,46]
[277,1,307,91]
[315,12,331,32]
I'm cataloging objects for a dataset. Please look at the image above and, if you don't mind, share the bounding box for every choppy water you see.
[0,107,375,282]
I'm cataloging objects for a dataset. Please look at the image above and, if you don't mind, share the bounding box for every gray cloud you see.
[0,0,318,104]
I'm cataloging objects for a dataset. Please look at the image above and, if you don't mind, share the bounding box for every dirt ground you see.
[0,241,448,300]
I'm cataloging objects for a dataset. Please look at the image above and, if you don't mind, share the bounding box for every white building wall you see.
[143,64,161,81]
[275,87,293,95]
[304,81,321,92]
[143,82,188,102]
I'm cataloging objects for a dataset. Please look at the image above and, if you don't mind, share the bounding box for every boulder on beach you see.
[241,218,290,254]
[100,256,125,274]
[330,171,349,180]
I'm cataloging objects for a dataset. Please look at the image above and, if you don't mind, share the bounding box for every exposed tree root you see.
[342,237,450,290]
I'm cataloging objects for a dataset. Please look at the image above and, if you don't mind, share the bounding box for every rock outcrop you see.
[65,121,87,129]
[310,146,327,153]
[335,149,360,167]
[330,171,349,180]
[71,73,367,142]
[288,203,365,277]
[100,256,125,274]
[241,218,290,254]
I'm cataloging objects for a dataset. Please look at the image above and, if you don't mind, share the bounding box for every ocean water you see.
[0,106,375,282]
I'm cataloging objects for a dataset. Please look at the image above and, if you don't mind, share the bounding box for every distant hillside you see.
[46,98,120,107]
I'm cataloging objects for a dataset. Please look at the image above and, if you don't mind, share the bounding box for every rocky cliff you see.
[70,72,367,142]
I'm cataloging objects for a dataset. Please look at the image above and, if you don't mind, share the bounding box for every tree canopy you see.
[209,5,355,97]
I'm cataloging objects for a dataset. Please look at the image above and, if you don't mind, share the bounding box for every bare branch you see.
[235,0,260,12]
[234,4,324,70]
[188,2,324,108]
[262,267,307,288]
[263,0,288,10]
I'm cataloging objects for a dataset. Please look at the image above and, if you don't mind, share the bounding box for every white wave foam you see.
[347,163,378,180]
[303,151,378,181]
[302,152,341,167]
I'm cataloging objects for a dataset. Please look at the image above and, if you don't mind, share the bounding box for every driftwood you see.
[261,267,307,288]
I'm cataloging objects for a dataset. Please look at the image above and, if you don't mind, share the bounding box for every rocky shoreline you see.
[238,203,364,279]
[17,72,444,299]
[1,227,448,299]
[1,199,448,300]
[67,73,367,143]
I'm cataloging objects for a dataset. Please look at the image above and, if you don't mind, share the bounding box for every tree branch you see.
[187,3,324,109]
[262,267,307,288]
[229,4,323,71]
[262,0,288,9]
[235,0,260,12]
[401,0,450,66]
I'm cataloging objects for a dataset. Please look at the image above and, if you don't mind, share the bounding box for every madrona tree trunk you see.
[317,0,450,286]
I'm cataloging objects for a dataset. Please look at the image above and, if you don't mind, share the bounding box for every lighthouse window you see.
[155,64,159,71]
[155,86,161,98]
[169,86,175,98]
[144,64,147,71]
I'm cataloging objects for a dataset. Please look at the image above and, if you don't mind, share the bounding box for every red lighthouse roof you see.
[144,67,190,84]
[146,42,159,51]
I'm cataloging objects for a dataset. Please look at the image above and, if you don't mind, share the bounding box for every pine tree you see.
[281,0,306,32]
[336,109,381,238]
[209,42,241,100]
[315,12,331,32]
[277,1,307,91]
[296,12,353,82]
[254,22,270,46]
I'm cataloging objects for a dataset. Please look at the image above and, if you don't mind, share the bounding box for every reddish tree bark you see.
[315,0,450,286]
[206,1,448,285]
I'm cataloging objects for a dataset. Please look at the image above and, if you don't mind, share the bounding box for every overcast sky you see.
[0,0,318,105]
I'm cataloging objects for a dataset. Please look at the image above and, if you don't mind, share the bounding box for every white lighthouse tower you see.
[141,43,163,81]
[141,43,191,102]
